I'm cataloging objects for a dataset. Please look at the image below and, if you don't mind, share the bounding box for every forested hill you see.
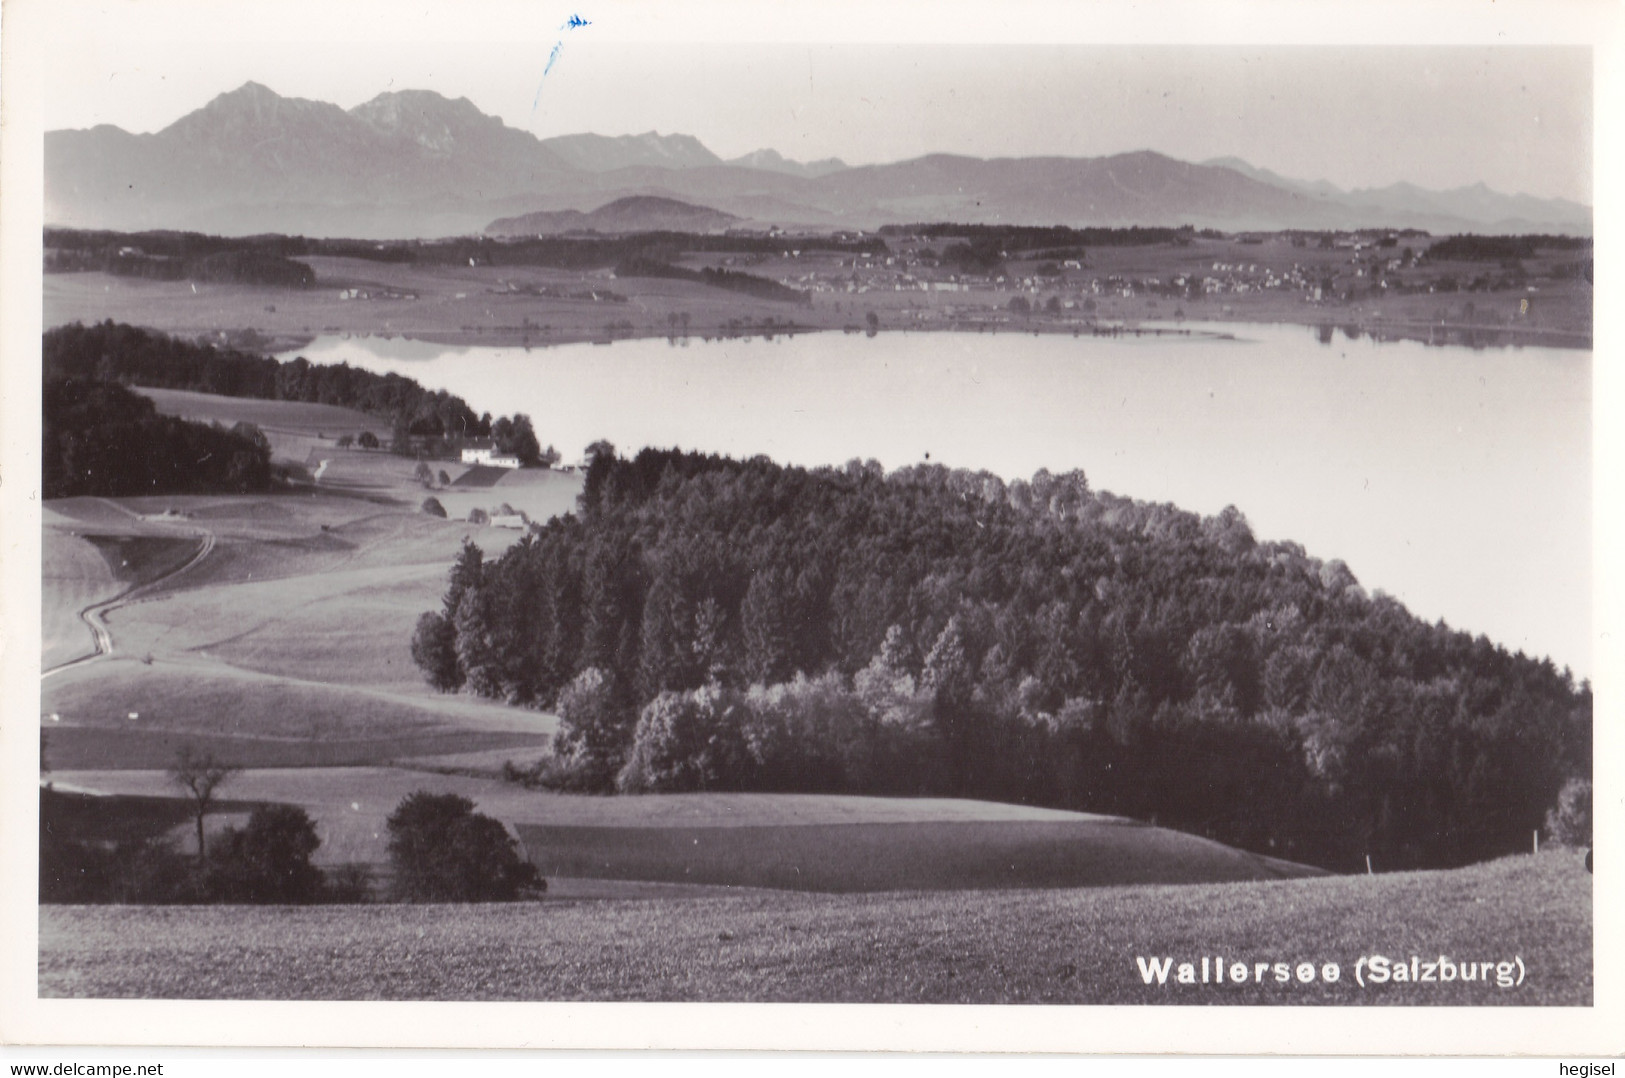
[414,448,1589,874]
[44,379,273,498]
[44,321,491,443]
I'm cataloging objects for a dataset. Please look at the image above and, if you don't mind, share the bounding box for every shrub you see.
[545,668,635,792]
[1544,777,1592,847]
[616,684,749,793]
[740,673,870,791]
[385,792,543,902]
[40,832,201,904]
[206,803,324,903]
[323,863,374,903]
[421,496,447,518]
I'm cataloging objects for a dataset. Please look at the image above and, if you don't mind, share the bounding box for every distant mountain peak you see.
[220,80,281,101]
[349,89,508,154]
[726,147,848,177]
[162,80,351,140]
[198,80,316,114]
[538,130,723,172]
[354,88,478,113]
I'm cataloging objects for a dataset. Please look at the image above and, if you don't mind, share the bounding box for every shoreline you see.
[268,311,1589,357]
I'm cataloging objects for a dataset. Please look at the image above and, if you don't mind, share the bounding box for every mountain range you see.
[45,82,1592,239]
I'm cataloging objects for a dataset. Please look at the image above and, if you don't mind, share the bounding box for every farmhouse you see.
[460,445,522,468]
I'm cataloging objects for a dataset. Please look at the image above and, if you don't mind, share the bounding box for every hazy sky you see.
[38,1,1595,203]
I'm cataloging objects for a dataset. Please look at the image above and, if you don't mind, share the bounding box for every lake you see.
[282,323,1591,677]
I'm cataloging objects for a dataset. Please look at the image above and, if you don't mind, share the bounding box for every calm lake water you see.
[282,324,1591,676]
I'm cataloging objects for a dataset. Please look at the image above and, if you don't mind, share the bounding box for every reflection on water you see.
[1312,320,1588,351]
[281,323,1590,675]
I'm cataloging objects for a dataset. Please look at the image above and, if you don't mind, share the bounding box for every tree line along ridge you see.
[42,321,551,499]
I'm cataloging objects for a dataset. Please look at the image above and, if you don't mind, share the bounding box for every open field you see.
[46,769,1307,888]
[41,440,581,777]
[38,851,1590,1003]
[42,659,553,770]
[136,387,386,440]
[41,528,124,669]
[516,818,1323,892]
[136,386,389,463]
[41,501,207,669]
[44,230,1591,353]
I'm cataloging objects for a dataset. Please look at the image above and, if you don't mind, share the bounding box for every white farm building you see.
[461,447,522,468]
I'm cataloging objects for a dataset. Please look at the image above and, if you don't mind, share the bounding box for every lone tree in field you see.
[168,747,239,860]
[385,791,542,902]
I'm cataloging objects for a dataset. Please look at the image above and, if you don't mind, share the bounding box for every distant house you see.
[489,512,529,529]
[461,446,522,468]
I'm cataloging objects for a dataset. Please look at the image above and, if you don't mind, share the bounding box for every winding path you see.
[42,505,217,680]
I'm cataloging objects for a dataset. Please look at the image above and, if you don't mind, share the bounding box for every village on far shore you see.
[43,221,1592,357]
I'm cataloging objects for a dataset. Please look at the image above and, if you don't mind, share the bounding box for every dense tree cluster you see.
[43,378,273,498]
[44,227,886,274]
[45,321,491,441]
[416,448,1589,873]
[489,413,547,464]
[885,223,1192,249]
[46,244,316,288]
[1425,234,1592,261]
[614,256,811,304]
[45,227,413,263]
[39,791,365,904]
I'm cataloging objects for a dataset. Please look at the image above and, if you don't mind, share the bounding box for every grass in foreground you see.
[38,851,1589,1003]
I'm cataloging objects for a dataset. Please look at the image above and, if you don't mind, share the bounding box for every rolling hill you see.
[485,195,741,236]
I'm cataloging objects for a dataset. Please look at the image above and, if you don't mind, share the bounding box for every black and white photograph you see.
[1,0,1618,1056]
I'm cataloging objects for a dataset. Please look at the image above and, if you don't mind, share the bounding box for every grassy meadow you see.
[38,851,1590,1003]
[41,523,124,669]
[134,387,389,462]
[43,761,1315,890]
[40,438,579,776]
[516,818,1323,892]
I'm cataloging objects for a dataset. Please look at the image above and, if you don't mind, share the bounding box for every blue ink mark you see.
[531,12,592,116]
